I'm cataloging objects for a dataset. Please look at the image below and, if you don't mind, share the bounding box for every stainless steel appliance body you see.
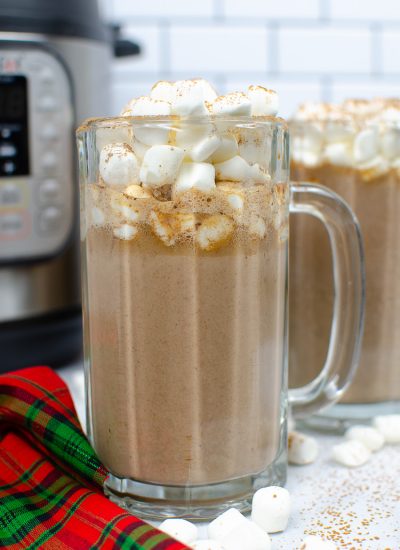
[0,0,137,370]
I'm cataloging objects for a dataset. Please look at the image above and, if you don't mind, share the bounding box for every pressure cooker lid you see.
[0,0,110,42]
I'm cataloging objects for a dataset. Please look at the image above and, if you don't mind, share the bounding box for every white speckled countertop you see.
[60,362,400,549]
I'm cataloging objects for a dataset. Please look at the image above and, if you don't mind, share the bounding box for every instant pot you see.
[0,0,139,371]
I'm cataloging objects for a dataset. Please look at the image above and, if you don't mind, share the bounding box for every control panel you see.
[0,48,74,262]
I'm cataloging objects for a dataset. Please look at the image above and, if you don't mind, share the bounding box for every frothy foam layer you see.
[292,98,400,179]
[88,79,285,247]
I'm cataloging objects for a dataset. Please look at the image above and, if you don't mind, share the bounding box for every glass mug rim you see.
[77,115,289,134]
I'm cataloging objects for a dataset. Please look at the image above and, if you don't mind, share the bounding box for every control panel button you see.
[41,125,59,141]
[2,161,16,175]
[38,206,62,233]
[40,67,55,85]
[42,151,58,172]
[38,96,58,112]
[0,143,17,157]
[0,183,21,205]
[39,179,61,202]
[0,213,24,235]
[1,128,12,139]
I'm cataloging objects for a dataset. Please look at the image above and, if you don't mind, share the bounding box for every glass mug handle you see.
[288,182,365,418]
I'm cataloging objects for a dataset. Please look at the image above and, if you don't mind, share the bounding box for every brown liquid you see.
[290,163,400,403]
[84,186,287,486]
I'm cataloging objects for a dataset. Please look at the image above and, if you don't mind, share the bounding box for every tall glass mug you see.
[290,103,400,430]
[77,115,364,519]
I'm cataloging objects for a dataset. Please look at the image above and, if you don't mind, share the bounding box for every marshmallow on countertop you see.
[207,508,248,541]
[174,162,216,194]
[300,535,338,550]
[99,143,139,187]
[251,486,291,534]
[219,518,271,550]
[332,440,371,467]
[288,431,319,465]
[211,92,252,116]
[159,519,197,545]
[247,85,279,116]
[196,214,234,251]
[373,415,400,443]
[345,425,385,452]
[140,145,185,188]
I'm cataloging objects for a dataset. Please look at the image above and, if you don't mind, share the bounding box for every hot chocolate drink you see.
[290,99,400,407]
[80,80,289,487]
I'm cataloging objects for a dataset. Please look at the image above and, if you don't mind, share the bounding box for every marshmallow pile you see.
[291,98,400,180]
[159,486,291,550]
[332,414,400,467]
[87,79,288,248]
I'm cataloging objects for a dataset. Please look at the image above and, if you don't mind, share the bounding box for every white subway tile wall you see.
[105,0,400,118]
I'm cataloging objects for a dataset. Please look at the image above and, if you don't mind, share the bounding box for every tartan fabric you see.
[0,366,188,550]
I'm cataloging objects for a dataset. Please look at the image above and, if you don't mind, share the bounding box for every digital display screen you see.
[0,75,29,177]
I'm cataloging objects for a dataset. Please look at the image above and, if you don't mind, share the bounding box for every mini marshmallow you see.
[217,184,244,212]
[175,78,218,103]
[189,135,221,162]
[120,98,136,116]
[140,145,185,188]
[211,93,252,116]
[214,156,251,182]
[288,431,319,465]
[197,214,234,251]
[332,440,371,467]
[174,162,216,194]
[124,184,152,199]
[210,136,239,163]
[249,163,270,183]
[150,80,176,103]
[251,486,291,534]
[191,541,226,550]
[345,425,385,452]
[113,224,138,241]
[111,195,140,223]
[159,519,197,545]
[131,97,172,146]
[91,207,105,227]
[300,535,337,550]
[373,415,400,443]
[324,142,354,166]
[208,508,248,541]
[172,81,210,116]
[99,143,139,187]
[248,216,267,239]
[247,85,279,116]
[353,128,379,165]
[220,518,271,550]
[381,128,400,160]
[149,211,196,246]
[130,96,172,117]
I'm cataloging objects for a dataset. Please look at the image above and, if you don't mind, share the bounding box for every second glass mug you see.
[77,116,364,519]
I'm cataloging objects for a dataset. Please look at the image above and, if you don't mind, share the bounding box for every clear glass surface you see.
[77,116,364,517]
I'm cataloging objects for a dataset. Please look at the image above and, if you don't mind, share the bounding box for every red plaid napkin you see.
[0,366,189,549]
